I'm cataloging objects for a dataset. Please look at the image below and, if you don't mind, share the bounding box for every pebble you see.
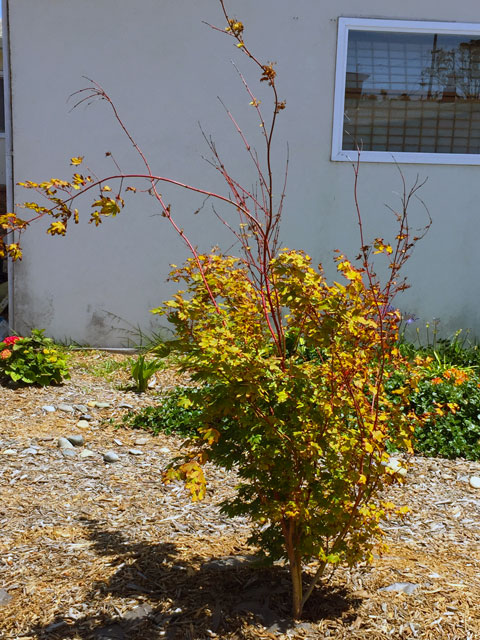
[73,404,89,413]
[58,403,75,413]
[0,588,12,606]
[58,437,75,450]
[88,401,111,409]
[122,603,153,621]
[118,403,134,409]
[22,447,38,455]
[2,449,16,455]
[160,447,171,454]
[134,437,149,446]
[76,420,90,429]
[79,449,96,459]
[79,414,93,421]
[103,451,120,463]
[128,449,143,456]
[202,555,255,570]
[385,458,408,476]
[42,405,56,413]
[469,476,480,489]
[378,582,419,595]
[113,439,123,446]
[66,434,85,447]
[61,449,77,458]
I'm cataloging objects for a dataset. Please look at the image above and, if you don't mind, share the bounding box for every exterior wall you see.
[7,0,480,345]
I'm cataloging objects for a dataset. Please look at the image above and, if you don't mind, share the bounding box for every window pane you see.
[343,30,480,154]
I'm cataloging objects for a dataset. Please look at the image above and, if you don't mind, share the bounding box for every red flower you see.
[3,336,21,345]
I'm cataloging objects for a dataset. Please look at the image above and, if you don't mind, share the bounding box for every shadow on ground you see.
[29,518,361,639]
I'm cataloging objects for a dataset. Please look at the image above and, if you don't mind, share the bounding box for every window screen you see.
[343,30,480,154]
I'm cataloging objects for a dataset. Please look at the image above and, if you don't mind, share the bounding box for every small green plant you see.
[130,354,164,392]
[120,386,207,436]
[89,355,133,380]
[0,329,70,386]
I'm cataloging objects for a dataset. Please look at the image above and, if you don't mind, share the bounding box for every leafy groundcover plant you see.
[0,329,69,386]
[388,350,480,460]
[0,1,429,618]
[120,386,206,437]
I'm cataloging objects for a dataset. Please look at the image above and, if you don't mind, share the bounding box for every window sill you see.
[332,149,480,166]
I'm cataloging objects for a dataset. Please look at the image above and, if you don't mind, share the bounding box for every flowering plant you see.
[0,329,70,386]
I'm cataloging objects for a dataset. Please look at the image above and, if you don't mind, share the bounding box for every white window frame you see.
[0,72,5,139]
[332,17,480,165]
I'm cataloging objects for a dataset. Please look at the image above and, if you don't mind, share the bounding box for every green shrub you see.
[155,249,422,618]
[411,367,480,459]
[387,345,480,460]
[0,329,70,386]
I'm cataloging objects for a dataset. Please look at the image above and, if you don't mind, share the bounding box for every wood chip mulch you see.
[1,351,480,639]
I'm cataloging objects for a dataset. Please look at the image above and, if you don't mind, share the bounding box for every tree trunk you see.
[288,546,303,619]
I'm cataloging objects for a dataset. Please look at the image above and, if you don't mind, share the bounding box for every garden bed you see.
[1,351,480,639]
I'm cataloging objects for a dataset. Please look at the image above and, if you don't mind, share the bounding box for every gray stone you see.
[469,476,480,489]
[122,603,153,621]
[103,451,120,463]
[79,449,96,459]
[61,449,77,458]
[134,437,149,446]
[0,588,12,606]
[22,447,39,455]
[79,414,93,421]
[128,449,143,456]
[113,439,123,446]
[66,434,85,447]
[378,582,419,595]
[118,403,134,409]
[58,403,75,413]
[95,402,111,409]
[41,405,56,413]
[58,437,75,450]
[202,555,256,571]
[2,449,16,455]
[76,420,90,429]
[73,404,89,413]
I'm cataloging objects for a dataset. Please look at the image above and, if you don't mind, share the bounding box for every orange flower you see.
[0,349,12,359]
[431,377,442,385]
[443,368,469,385]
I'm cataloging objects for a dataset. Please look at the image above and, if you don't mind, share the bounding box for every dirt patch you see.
[1,351,480,639]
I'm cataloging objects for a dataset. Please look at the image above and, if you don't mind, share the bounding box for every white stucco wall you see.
[7,0,480,345]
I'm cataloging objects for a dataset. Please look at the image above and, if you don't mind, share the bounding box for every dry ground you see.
[1,351,480,639]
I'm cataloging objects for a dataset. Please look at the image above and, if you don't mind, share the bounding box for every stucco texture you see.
[7,0,480,345]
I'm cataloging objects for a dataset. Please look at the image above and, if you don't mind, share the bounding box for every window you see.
[332,18,480,164]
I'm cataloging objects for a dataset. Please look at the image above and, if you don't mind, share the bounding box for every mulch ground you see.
[1,351,480,639]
